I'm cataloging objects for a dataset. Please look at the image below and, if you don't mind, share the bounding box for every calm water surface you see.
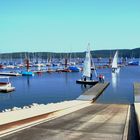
[96,66,140,104]
[0,66,140,111]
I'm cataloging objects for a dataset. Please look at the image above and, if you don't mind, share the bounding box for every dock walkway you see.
[134,83,140,135]
[77,82,109,101]
[1,103,130,140]
[0,72,22,76]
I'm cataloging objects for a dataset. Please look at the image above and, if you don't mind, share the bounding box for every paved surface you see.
[1,103,129,140]
[77,82,109,101]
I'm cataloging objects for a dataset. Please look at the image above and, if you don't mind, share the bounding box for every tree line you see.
[0,48,140,59]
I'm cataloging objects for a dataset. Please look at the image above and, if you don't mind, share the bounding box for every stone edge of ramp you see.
[134,83,140,136]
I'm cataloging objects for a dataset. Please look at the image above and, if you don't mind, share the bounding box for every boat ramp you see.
[0,82,132,140]
[0,103,130,140]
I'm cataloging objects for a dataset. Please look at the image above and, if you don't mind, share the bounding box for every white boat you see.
[34,63,46,67]
[6,65,16,69]
[76,47,98,85]
[0,76,15,92]
[112,51,120,73]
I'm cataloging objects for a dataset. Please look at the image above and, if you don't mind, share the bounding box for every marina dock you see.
[134,83,140,135]
[0,72,22,76]
[77,82,109,101]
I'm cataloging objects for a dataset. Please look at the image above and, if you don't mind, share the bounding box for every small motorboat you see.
[128,61,140,66]
[0,76,15,93]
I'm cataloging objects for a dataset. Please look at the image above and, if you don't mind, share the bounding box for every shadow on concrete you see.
[128,104,140,140]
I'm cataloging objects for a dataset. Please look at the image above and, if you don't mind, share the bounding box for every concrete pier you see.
[77,82,109,101]
[0,103,130,140]
[134,83,140,135]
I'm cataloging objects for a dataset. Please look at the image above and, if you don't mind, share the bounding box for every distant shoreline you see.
[0,48,140,58]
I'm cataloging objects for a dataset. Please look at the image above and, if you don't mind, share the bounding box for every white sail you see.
[83,49,91,77]
[112,51,118,69]
[91,57,98,78]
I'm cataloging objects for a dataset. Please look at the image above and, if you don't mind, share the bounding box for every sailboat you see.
[112,51,120,73]
[76,47,98,85]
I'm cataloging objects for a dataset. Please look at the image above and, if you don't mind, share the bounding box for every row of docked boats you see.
[0,44,139,92]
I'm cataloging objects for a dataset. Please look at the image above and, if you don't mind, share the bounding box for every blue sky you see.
[0,0,140,53]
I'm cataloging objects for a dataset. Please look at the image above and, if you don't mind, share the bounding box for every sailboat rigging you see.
[76,46,98,85]
[21,53,34,76]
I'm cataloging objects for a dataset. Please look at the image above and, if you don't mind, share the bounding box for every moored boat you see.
[22,71,34,76]
[68,66,81,72]
[21,58,34,76]
[0,76,15,92]
[128,60,140,66]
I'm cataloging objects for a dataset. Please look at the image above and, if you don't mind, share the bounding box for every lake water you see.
[96,66,140,104]
[0,66,140,111]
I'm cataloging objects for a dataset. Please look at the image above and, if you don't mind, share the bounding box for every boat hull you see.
[22,71,34,76]
[0,87,15,93]
[76,79,98,85]
[112,67,120,73]
[0,83,15,93]
[68,66,81,72]
[0,78,15,93]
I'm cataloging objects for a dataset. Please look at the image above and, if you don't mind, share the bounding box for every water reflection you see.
[26,76,30,87]
[111,70,120,92]
[0,93,12,101]
[65,73,68,84]
[80,84,93,92]
[112,72,117,89]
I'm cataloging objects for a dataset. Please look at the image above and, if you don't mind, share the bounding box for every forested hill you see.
[0,48,140,59]
[91,48,140,58]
